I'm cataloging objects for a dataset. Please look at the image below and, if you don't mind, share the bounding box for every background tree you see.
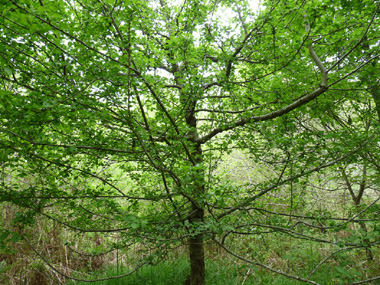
[1,0,380,284]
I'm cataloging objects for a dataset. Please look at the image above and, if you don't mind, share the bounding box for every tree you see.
[1,0,380,284]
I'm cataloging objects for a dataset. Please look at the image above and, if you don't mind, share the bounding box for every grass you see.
[65,257,187,285]
[64,244,378,285]
[2,194,380,285]
[66,257,248,285]
[2,213,379,285]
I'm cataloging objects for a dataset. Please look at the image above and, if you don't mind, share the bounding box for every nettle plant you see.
[1,0,380,283]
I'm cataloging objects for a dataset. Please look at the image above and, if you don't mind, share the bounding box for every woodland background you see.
[1,0,380,284]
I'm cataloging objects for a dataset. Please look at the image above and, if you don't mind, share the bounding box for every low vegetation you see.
[1,0,380,284]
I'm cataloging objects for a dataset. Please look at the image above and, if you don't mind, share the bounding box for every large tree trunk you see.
[185,123,206,284]
[187,149,206,284]
[188,207,205,284]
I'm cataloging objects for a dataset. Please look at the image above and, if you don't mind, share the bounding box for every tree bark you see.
[187,148,206,284]
[188,206,205,285]
[184,103,206,284]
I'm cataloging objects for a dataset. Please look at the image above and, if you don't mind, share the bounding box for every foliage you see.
[1,0,380,284]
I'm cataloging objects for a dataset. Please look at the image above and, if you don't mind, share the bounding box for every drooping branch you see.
[198,51,380,145]
[214,239,321,285]
[197,85,327,144]
[23,234,150,282]
[217,138,371,219]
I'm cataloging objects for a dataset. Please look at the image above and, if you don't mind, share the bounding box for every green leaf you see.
[11,233,22,243]
[3,67,12,75]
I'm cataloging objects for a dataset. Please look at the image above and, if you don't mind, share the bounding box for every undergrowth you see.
[2,202,380,284]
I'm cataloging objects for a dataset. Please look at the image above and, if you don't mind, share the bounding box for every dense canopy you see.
[1,0,380,284]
